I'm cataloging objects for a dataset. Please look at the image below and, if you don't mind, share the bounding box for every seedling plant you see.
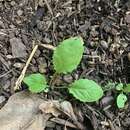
[23,37,104,103]
[116,83,130,108]
[104,82,130,108]
[23,36,130,107]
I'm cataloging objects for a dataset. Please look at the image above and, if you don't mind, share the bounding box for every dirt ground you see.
[0,0,130,130]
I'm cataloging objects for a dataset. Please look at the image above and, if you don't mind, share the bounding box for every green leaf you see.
[53,37,84,74]
[116,83,123,91]
[23,73,47,93]
[116,93,127,108]
[68,79,103,102]
[123,84,130,93]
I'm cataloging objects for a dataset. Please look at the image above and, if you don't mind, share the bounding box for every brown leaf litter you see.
[0,91,86,130]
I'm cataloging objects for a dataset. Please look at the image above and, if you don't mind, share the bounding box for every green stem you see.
[53,86,67,89]
[49,72,59,87]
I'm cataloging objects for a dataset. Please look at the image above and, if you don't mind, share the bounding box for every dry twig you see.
[37,42,56,50]
[14,40,55,90]
[14,42,38,90]
[50,118,77,129]
[43,0,53,16]
[0,69,13,78]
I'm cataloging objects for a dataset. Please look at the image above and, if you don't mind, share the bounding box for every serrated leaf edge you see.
[53,36,84,74]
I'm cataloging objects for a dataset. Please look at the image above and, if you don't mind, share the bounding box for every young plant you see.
[23,36,104,102]
[103,81,117,91]
[116,83,130,108]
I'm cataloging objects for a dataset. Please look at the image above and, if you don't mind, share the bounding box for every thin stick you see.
[14,43,38,90]
[0,69,13,78]
[43,0,53,16]
[50,118,77,129]
[37,42,56,50]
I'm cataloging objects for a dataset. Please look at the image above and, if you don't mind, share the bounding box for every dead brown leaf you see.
[0,91,49,130]
[39,100,61,117]
[0,93,85,130]
[60,101,77,121]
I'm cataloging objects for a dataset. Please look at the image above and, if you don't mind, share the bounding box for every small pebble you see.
[63,74,73,83]
[17,9,23,16]
[100,40,108,49]
[13,62,24,69]
[0,96,6,104]
[9,24,16,28]
[6,55,13,59]
[10,1,16,6]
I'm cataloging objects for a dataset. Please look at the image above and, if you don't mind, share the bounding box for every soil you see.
[0,0,130,130]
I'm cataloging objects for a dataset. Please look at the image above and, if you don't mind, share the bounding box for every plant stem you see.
[53,86,67,89]
[49,72,59,88]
